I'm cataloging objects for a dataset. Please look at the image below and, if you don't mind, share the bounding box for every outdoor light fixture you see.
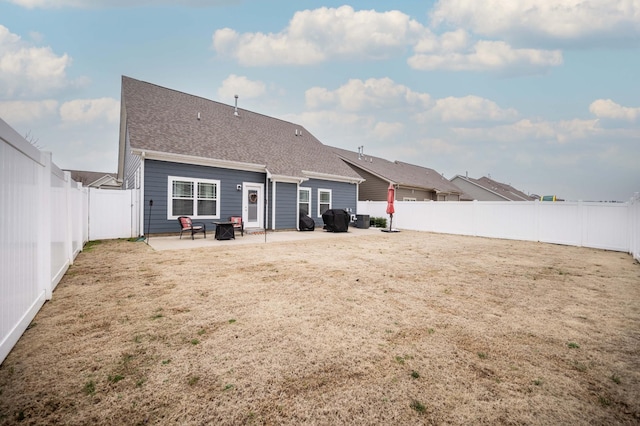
[236,184,242,191]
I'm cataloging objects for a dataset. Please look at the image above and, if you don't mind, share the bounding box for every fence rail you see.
[358,196,640,261]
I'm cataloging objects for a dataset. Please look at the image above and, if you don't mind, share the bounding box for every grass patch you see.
[161,359,171,365]
[567,342,580,349]
[223,384,235,391]
[611,374,621,384]
[190,339,200,345]
[394,356,405,365]
[83,240,102,251]
[197,328,206,335]
[410,399,426,413]
[83,380,96,396]
[108,374,124,384]
[228,319,236,324]
[188,376,200,386]
[477,352,488,359]
[411,370,420,379]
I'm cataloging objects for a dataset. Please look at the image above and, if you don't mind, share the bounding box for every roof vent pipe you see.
[197,112,201,120]
[234,95,239,117]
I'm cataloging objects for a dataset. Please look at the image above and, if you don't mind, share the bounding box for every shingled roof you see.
[329,146,462,195]
[452,175,536,201]
[120,76,361,182]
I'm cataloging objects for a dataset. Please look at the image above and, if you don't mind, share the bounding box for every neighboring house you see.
[329,146,464,201]
[117,76,363,235]
[450,174,537,201]
[66,170,121,189]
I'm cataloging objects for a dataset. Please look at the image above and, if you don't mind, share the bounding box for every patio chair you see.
[177,216,206,239]
[229,216,244,236]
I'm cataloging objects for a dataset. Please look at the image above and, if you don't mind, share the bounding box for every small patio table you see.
[213,222,235,240]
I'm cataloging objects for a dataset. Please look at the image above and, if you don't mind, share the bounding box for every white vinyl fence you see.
[1,119,136,364]
[358,196,640,261]
[1,119,87,364]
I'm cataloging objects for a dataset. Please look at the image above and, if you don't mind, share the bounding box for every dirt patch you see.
[1,231,639,425]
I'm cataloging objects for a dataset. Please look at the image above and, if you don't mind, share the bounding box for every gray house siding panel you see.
[304,179,357,227]
[144,159,266,234]
[344,164,388,201]
[397,188,434,201]
[123,130,140,190]
[274,182,297,230]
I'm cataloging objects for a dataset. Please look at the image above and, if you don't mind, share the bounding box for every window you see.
[168,176,220,219]
[299,187,311,216]
[318,189,332,216]
[403,197,417,202]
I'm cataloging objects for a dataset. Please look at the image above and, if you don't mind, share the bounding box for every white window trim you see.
[299,187,311,216]
[403,197,417,201]
[167,175,220,220]
[317,188,332,217]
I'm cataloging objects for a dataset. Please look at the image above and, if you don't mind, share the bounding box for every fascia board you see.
[302,170,364,184]
[131,149,266,173]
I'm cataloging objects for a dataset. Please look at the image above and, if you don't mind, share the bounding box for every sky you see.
[1,0,639,202]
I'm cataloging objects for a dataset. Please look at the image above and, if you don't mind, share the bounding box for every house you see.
[329,146,464,201]
[117,77,363,235]
[450,174,537,201]
[65,170,121,189]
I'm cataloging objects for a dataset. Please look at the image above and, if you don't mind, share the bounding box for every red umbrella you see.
[386,183,395,231]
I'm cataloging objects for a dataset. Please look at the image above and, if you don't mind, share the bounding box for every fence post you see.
[40,152,53,300]
[64,171,74,265]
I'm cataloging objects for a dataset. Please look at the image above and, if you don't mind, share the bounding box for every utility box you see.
[356,214,370,229]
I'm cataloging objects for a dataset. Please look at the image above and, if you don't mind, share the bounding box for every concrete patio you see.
[146,226,384,251]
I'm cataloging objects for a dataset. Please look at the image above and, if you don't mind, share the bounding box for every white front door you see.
[242,183,264,229]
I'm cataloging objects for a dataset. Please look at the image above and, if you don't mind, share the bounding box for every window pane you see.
[299,190,309,203]
[300,204,309,215]
[173,181,193,198]
[320,203,329,215]
[198,182,216,199]
[320,191,330,203]
[173,199,193,216]
[197,200,216,216]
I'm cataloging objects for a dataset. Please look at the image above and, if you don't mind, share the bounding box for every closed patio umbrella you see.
[385,183,395,232]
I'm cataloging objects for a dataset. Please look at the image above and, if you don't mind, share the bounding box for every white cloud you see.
[430,0,640,45]
[0,25,72,98]
[589,99,640,121]
[212,6,425,66]
[408,40,562,73]
[453,118,601,144]
[418,95,519,123]
[373,122,404,140]
[305,78,431,112]
[0,100,58,124]
[216,74,267,102]
[59,98,119,125]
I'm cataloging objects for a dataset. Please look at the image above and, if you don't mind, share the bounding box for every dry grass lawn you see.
[1,231,639,425]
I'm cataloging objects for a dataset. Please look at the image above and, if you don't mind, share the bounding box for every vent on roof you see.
[197,112,201,120]
[294,129,303,136]
[234,94,239,117]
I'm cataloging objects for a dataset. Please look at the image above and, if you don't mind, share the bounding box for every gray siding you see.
[345,165,388,201]
[397,187,434,201]
[144,160,266,234]
[303,179,358,227]
[273,182,297,229]
[123,130,141,190]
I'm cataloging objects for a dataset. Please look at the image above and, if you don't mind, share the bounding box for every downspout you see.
[265,169,271,235]
[271,179,276,230]
[139,152,145,237]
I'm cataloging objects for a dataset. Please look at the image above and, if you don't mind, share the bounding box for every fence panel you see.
[88,188,135,240]
[1,118,87,365]
[358,199,637,255]
[1,121,48,364]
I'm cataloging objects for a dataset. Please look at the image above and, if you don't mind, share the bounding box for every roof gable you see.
[120,76,361,182]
